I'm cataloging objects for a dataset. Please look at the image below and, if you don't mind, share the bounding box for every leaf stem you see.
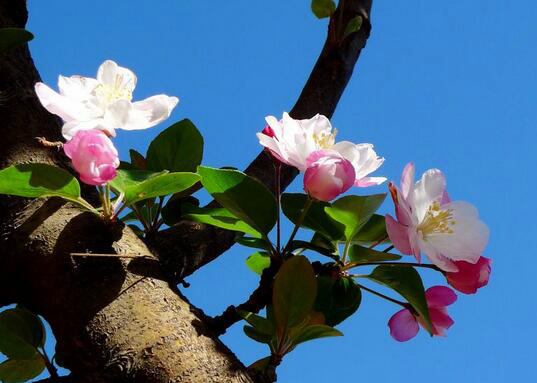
[40,348,59,379]
[282,197,313,257]
[275,162,282,256]
[341,239,351,265]
[348,261,441,271]
[354,282,408,308]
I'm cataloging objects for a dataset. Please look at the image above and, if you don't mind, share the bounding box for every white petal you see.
[297,113,332,136]
[418,236,458,272]
[35,82,100,123]
[332,142,385,182]
[427,201,489,263]
[58,75,99,100]
[97,60,137,93]
[410,168,446,222]
[61,118,114,140]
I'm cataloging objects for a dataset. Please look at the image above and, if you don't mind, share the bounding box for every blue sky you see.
[6,0,536,381]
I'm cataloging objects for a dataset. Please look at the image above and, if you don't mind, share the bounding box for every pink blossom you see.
[385,162,489,272]
[388,286,457,342]
[303,150,356,201]
[445,256,492,294]
[63,129,119,186]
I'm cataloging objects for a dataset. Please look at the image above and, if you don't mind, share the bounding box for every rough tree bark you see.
[0,0,373,382]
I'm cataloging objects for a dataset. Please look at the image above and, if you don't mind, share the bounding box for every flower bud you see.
[63,129,119,186]
[303,150,355,201]
[445,256,492,294]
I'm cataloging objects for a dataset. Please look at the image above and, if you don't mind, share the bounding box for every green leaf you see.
[0,164,83,204]
[349,245,402,263]
[281,193,344,241]
[160,196,199,226]
[311,0,336,19]
[248,356,271,372]
[129,149,146,170]
[243,325,272,344]
[235,237,271,251]
[237,310,274,335]
[245,252,271,275]
[314,276,362,326]
[183,206,262,238]
[146,119,203,172]
[367,265,433,334]
[0,355,45,383]
[197,166,277,235]
[0,28,34,54]
[325,194,386,241]
[292,324,343,347]
[311,232,338,253]
[128,224,145,237]
[352,214,389,244]
[287,240,339,261]
[109,169,200,205]
[0,308,45,359]
[273,256,317,331]
[343,15,363,39]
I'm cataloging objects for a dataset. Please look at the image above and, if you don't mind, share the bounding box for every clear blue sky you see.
[9,0,536,381]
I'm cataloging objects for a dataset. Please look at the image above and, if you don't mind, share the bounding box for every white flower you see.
[257,112,386,186]
[35,60,179,140]
[386,163,490,272]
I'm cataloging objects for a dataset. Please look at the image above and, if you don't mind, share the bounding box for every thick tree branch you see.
[150,0,373,279]
[0,1,261,381]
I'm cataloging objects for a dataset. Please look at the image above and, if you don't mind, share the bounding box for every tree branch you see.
[150,0,374,279]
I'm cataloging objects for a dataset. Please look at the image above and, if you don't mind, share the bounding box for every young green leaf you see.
[287,240,339,261]
[248,356,271,372]
[183,206,263,238]
[197,166,277,235]
[0,308,45,359]
[0,28,34,54]
[367,265,433,334]
[343,15,363,39]
[349,245,402,263]
[281,193,344,241]
[245,252,271,275]
[109,169,200,206]
[0,355,46,383]
[325,194,386,241]
[311,0,336,19]
[236,237,271,251]
[243,325,272,344]
[273,256,317,331]
[292,324,343,347]
[237,310,274,335]
[146,119,203,172]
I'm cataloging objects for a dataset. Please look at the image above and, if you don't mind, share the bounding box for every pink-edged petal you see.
[355,176,387,187]
[388,182,414,226]
[401,162,415,199]
[426,286,457,307]
[388,309,420,342]
[385,214,413,255]
[409,168,446,222]
[441,190,451,205]
[418,237,458,272]
[429,307,455,336]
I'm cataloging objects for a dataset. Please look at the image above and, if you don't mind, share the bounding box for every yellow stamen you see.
[313,128,337,149]
[95,74,133,105]
[418,202,456,236]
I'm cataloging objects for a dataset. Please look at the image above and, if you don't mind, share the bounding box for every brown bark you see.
[151,0,373,281]
[0,0,373,381]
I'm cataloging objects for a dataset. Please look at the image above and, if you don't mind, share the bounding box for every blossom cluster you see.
[35,60,178,185]
[257,112,491,342]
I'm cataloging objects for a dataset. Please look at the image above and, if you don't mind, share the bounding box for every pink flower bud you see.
[261,124,275,137]
[445,256,492,294]
[303,150,356,201]
[63,129,119,186]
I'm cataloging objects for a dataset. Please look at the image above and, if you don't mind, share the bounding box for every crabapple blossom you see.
[385,162,489,272]
[257,112,386,187]
[303,150,356,201]
[445,256,492,294]
[388,286,457,342]
[35,60,179,139]
[63,129,119,186]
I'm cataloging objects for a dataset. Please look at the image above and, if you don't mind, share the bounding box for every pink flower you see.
[385,162,489,272]
[388,286,457,342]
[445,256,492,294]
[303,150,356,201]
[63,129,119,186]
